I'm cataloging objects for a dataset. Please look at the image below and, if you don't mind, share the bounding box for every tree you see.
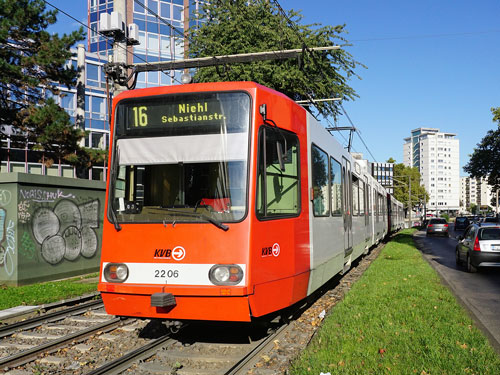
[386,157,396,163]
[0,0,91,167]
[188,0,364,120]
[464,107,500,191]
[17,99,95,167]
[392,163,429,212]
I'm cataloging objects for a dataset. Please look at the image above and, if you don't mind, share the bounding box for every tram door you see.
[342,157,352,254]
[365,179,371,242]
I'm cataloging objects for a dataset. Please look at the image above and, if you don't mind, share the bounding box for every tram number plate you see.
[154,269,179,283]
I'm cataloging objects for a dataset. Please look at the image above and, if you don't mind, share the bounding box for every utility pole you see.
[496,188,499,216]
[409,177,412,227]
[76,43,86,148]
[113,0,128,95]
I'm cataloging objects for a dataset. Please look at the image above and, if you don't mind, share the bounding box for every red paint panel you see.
[101,292,252,322]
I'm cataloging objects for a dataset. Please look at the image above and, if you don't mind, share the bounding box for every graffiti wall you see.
[0,186,18,283]
[0,173,105,286]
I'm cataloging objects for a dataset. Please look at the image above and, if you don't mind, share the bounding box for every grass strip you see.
[0,273,98,310]
[291,229,500,375]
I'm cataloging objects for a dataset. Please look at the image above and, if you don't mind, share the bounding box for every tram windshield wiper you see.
[153,207,229,232]
[110,208,122,232]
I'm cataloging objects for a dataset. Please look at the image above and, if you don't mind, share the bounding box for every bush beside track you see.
[291,229,500,374]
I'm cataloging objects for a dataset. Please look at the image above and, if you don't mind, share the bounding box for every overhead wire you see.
[42,0,182,85]
[267,0,330,116]
[271,0,377,160]
[340,103,377,162]
[133,0,186,39]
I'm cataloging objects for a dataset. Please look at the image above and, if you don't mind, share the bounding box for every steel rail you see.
[0,317,122,369]
[0,299,104,338]
[224,323,289,375]
[85,334,175,375]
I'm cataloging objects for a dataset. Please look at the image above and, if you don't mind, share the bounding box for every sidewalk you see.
[0,305,40,320]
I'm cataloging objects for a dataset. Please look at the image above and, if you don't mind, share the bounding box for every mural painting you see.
[0,188,17,280]
[0,177,105,286]
[31,199,100,265]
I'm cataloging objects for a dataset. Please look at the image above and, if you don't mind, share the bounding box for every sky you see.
[45,0,500,174]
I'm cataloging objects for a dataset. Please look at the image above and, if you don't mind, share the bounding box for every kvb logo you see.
[154,246,186,261]
[261,243,280,257]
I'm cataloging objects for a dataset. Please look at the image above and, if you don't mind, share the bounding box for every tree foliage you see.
[188,0,364,120]
[0,0,91,167]
[392,163,429,210]
[464,107,500,191]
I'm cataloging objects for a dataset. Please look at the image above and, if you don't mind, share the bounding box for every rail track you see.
[0,295,128,371]
[1,240,387,374]
[84,321,290,375]
[0,298,104,338]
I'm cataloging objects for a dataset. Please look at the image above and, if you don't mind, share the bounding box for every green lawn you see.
[291,229,500,374]
[0,273,98,310]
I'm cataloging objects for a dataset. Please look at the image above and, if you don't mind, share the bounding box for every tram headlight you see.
[209,265,243,285]
[104,263,129,283]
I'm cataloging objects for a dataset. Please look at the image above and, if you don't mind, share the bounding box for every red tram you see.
[98,81,403,322]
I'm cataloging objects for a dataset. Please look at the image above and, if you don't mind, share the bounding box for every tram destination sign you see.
[117,92,250,136]
[125,95,226,130]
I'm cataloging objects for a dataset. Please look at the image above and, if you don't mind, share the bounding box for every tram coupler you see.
[163,320,183,334]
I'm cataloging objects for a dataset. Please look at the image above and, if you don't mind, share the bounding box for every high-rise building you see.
[460,176,494,213]
[88,0,204,87]
[371,162,394,194]
[1,0,202,179]
[403,127,460,214]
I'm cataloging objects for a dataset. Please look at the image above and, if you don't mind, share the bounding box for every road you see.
[413,226,500,353]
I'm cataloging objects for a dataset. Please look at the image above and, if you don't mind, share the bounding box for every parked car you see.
[456,224,500,273]
[426,218,449,237]
[480,217,499,226]
[454,216,470,231]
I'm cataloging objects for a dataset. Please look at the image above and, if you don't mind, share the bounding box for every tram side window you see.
[377,194,384,221]
[367,184,371,216]
[330,157,342,216]
[256,126,300,218]
[352,175,359,216]
[375,191,379,222]
[311,144,329,217]
[359,181,365,216]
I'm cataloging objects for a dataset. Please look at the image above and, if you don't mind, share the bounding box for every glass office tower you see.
[1,1,204,179]
[88,0,204,87]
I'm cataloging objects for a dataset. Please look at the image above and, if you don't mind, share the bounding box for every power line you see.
[340,103,377,162]
[273,0,380,161]
[42,0,182,85]
[352,29,500,43]
[132,0,185,39]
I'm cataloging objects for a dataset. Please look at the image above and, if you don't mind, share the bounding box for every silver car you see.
[456,224,500,272]
[426,218,449,237]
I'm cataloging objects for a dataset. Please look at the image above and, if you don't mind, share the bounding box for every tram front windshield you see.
[110,92,250,225]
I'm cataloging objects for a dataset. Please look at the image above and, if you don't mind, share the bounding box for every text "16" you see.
[132,106,148,127]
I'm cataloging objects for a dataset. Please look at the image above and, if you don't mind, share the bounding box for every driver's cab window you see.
[256,126,300,219]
